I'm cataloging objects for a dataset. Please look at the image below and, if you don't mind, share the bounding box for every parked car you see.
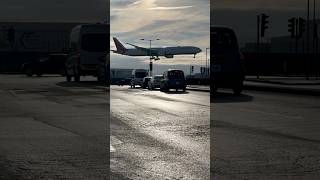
[130,69,148,88]
[142,76,152,89]
[160,69,186,92]
[211,26,245,95]
[21,54,67,77]
[148,75,163,90]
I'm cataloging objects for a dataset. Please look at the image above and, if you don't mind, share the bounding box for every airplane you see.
[111,37,202,60]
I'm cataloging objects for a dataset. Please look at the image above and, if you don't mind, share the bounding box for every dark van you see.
[211,26,244,95]
[160,69,186,92]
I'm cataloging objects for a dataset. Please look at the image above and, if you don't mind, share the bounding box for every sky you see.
[110,0,210,74]
[212,0,320,46]
[0,0,108,22]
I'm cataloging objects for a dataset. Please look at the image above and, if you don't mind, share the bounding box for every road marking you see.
[110,136,123,153]
[110,145,116,152]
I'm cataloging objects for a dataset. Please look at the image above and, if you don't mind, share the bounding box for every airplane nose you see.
[197,48,202,53]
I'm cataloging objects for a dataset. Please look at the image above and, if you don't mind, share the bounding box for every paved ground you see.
[212,89,320,179]
[4,74,319,179]
[110,86,210,179]
[0,75,109,179]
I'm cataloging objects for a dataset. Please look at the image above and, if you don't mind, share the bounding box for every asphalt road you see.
[110,86,210,179]
[212,89,320,179]
[0,75,109,179]
[3,75,317,179]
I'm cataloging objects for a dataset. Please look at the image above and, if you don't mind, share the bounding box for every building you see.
[0,22,87,72]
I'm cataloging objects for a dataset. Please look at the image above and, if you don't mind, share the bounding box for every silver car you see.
[148,75,164,90]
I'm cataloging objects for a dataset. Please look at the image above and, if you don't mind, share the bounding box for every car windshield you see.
[154,76,163,80]
[211,29,237,52]
[81,33,108,52]
[168,70,184,79]
[136,72,147,78]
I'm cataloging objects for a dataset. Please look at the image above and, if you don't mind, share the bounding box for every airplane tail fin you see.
[113,37,127,53]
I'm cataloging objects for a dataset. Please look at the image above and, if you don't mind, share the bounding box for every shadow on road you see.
[57,81,107,88]
[126,87,190,94]
[22,75,64,78]
[212,92,253,103]
[161,91,190,94]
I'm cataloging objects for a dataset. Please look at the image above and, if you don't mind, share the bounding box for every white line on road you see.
[110,136,123,152]
[110,145,116,152]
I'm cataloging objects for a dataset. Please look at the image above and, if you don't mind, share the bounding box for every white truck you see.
[65,23,109,82]
[130,69,148,88]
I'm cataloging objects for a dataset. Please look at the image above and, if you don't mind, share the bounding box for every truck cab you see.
[66,23,109,82]
[211,26,245,95]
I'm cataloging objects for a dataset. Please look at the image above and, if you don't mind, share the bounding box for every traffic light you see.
[200,67,204,74]
[191,66,194,73]
[298,17,306,38]
[288,18,296,38]
[260,13,269,37]
[7,27,15,44]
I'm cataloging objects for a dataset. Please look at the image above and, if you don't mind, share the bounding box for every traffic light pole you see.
[295,18,299,54]
[256,15,260,79]
[307,0,310,80]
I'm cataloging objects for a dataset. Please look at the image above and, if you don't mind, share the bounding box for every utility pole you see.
[206,48,210,75]
[140,38,160,77]
[256,13,269,79]
[257,15,260,79]
[313,0,316,53]
[307,0,310,79]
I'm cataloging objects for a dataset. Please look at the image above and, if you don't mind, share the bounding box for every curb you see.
[246,79,320,86]
[244,83,320,96]
[186,87,210,92]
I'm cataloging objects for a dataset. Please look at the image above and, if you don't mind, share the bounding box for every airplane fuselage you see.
[112,37,202,59]
[117,46,201,58]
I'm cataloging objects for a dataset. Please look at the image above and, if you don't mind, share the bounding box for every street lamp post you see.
[140,38,160,76]
[206,48,210,76]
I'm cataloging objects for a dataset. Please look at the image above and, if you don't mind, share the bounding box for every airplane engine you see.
[165,54,174,58]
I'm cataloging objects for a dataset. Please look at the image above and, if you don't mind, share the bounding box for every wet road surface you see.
[110,86,210,179]
[212,90,320,179]
[0,75,109,179]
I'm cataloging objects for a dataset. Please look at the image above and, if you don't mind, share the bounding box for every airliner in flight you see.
[111,37,202,60]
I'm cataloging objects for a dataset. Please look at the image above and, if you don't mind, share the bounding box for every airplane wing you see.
[126,43,159,56]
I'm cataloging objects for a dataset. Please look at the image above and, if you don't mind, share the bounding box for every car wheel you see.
[25,68,33,77]
[232,81,243,95]
[74,75,80,82]
[66,75,72,82]
[60,69,66,77]
[233,87,242,95]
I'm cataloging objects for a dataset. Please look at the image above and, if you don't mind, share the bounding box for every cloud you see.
[148,6,193,10]
[111,0,210,68]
